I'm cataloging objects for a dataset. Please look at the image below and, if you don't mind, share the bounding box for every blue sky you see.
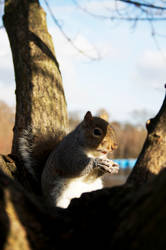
[0,0,166,124]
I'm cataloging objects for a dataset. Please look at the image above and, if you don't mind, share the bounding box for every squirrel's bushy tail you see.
[19,127,66,179]
[19,127,36,177]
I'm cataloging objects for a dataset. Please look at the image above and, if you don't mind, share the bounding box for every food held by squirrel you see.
[20,111,119,208]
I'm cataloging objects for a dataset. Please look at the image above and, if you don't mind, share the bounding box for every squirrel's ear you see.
[84,111,93,125]
[99,112,109,122]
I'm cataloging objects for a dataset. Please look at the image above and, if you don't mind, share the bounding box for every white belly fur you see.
[56,176,103,208]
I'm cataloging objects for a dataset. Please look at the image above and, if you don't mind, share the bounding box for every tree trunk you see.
[127,90,166,186]
[3,0,68,170]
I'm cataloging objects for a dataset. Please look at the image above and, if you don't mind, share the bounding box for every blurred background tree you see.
[0,102,146,160]
[0,101,14,154]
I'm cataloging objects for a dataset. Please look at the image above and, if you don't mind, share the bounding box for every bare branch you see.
[117,0,166,10]
[147,20,166,63]
[110,17,166,21]
[73,0,166,21]
[72,0,111,20]
[43,0,101,60]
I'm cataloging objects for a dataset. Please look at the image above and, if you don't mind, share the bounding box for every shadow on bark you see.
[0,186,10,250]
[1,164,166,249]
[29,31,61,75]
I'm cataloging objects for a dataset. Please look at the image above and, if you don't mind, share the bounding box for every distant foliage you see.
[0,101,15,154]
[0,104,146,158]
[111,122,147,159]
[68,111,81,131]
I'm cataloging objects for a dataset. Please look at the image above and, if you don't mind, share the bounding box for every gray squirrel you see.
[19,111,119,208]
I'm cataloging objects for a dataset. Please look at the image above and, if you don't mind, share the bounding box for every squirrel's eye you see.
[93,128,102,137]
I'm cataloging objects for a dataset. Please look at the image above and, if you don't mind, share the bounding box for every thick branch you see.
[127,91,166,186]
[1,165,166,249]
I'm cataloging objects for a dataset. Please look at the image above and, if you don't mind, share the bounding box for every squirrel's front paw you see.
[94,158,119,174]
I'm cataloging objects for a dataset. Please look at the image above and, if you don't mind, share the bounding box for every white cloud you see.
[75,0,125,15]
[134,50,166,90]
[0,29,13,68]
[0,29,15,107]
[73,34,116,59]
[49,0,124,17]
[51,26,115,61]
[139,50,166,72]
[0,81,15,106]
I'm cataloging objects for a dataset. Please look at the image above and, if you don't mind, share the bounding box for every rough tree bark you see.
[0,0,166,249]
[3,0,68,185]
[1,157,166,249]
[127,88,166,186]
